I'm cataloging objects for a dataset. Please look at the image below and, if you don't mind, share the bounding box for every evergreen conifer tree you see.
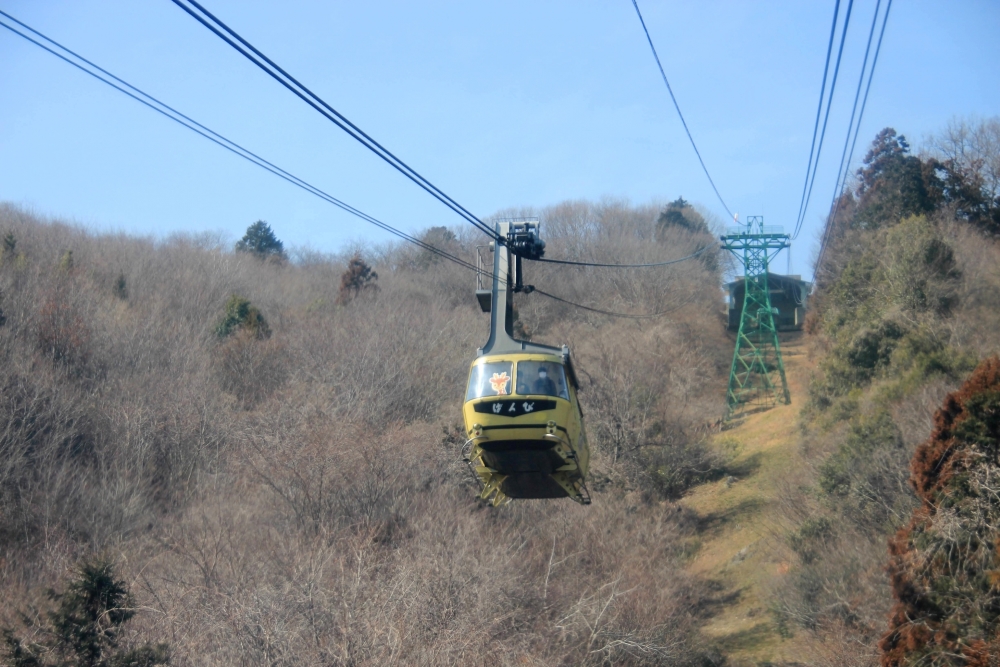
[235,221,285,260]
[2,558,169,667]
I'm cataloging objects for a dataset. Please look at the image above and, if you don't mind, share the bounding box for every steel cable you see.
[794,0,855,239]
[170,0,499,241]
[0,12,481,274]
[822,0,881,237]
[630,0,734,222]
[828,0,881,208]
[530,288,697,320]
[793,0,841,239]
[816,0,892,272]
[531,242,714,268]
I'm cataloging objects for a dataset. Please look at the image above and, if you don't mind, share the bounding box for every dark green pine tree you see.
[2,557,170,667]
[235,220,286,260]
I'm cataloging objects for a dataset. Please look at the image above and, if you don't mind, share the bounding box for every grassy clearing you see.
[680,333,825,664]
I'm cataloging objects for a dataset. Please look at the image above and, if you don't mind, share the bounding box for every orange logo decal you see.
[489,372,510,395]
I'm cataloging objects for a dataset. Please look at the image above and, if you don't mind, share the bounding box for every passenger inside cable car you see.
[463,354,589,505]
[463,219,589,506]
[466,360,569,400]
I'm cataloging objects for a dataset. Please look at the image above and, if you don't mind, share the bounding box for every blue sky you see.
[1,1,998,277]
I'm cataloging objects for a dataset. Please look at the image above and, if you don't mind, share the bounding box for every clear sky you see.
[1,1,998,277]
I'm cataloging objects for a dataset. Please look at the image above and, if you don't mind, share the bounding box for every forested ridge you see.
[769,117,1000,665]
[2,118,1000,666]
[0,198,736,665]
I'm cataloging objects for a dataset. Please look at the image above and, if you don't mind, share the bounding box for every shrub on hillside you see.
[2,557,169,667]
[337,253,378,304]
[788,517,833,566]
[215,294,270,339]
[36,291,91,369]
[213,329,286,408]
[212,297,283,408]
[880,356,1000,665]
[113,273,127,300]
[819,410,914,531]
[413,226,460,270]
[580,330,723,499]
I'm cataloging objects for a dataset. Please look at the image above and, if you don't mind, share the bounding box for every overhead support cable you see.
[794,0,841,238]
[530,288,697,320]
[816,0,892,272]
[531,243,714,268]
[794,0,854,239]
[169,0,500,241]
[0,10,706,320]
[0,11,481,274]
[827,0,882,212]
[629,0,734,222]
[793,0,854,240]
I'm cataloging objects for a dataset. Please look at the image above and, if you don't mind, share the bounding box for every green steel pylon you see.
[722,216,791,417]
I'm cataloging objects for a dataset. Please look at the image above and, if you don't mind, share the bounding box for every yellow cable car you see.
[463,220,590,506]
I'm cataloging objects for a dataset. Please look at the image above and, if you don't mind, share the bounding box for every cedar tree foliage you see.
[2,557,169,667]
[235,220,285,261]
[215,295,270,340]
[880,356,1000,666]
[854,129,943,231]
[655,197,709,237]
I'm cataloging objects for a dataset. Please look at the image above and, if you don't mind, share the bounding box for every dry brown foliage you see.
[0,200,730,666]
[880,356,1000,666]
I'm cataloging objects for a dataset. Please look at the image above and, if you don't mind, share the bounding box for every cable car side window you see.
[466,361,514,401]
[515,361,570,400]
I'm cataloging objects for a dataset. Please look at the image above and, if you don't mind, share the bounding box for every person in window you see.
[533,366,557,396]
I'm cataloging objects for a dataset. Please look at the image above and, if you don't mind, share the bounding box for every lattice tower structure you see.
[722,216,791,416]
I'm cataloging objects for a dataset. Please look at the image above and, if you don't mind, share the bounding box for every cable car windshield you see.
[466,361,514,401]
[516,361,570,400]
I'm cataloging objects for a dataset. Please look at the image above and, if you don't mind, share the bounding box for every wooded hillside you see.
[0,199,733,665]
[3,118,999,667]
[771,117,1000,666]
